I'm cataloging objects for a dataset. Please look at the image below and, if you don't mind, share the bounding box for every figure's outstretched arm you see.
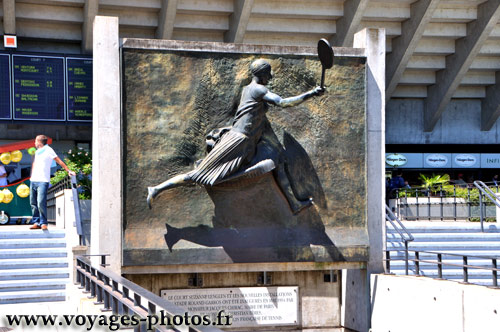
[263,86,324,108]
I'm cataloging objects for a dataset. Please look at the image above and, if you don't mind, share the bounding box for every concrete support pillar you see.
[82,0,99,54]
[331,0,369,47]
[424,0,500,131]
[481,71,500,131]
[342,28,386,332]
[224,0,254,43]
[342,268,369,331]
[385,0,440,100]
[355,28,386,274]
[156,0,178,40]
[3,0,16,35]
[91,16,122,274]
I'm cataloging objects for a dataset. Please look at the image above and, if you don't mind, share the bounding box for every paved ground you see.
[0,223,64,231]
[0,224,358,332]
[0,286,356,331]
[0,282,103,332]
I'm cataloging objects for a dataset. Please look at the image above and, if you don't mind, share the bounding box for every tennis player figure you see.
[147,59,325,214]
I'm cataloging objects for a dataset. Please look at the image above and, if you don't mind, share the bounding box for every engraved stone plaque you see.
[161,286,299,327]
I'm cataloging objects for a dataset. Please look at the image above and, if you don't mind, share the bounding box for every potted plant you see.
[419,173,452,197]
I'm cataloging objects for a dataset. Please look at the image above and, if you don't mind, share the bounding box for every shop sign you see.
[385,153,408,167]
[453,154,478,168]
[481,154,500,168]
[425,154,449,168]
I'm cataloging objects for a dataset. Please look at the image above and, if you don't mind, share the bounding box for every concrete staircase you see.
[386,221,500,286]
[0,227,69,304]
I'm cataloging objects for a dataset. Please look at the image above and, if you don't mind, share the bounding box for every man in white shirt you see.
[0,165,7,187]
[30,135,75,230]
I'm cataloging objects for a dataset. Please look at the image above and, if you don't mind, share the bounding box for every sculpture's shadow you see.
[163,130,344,263]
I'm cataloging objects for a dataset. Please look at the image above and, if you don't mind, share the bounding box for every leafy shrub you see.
[50,147,92,200]
[419,173,453,195]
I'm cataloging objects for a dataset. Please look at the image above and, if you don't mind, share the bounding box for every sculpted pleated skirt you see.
[189,130,253,186]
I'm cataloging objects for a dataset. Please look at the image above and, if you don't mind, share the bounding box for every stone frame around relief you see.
[120,40,368,266]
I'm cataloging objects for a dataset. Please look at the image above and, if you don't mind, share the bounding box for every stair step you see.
[389,259,497,267]
[389,249,500,256]
[387,247,500,256]
[387,233,500,242]
[389,269,498,278]
[388,273,498,286]
[387,241,500,250]
[0,230,66,239]
[457,279,497,286]
[386,221,500,286]
[0,278,67,292]
[387,222,500,233]
[0,289,65,304]
[0,238,66,249]
[0,228,70,304]
[388,250,500,256]
[0,258,68,270]
[0,269,69,281]
[389,266,498,275]
[0,248,67,259]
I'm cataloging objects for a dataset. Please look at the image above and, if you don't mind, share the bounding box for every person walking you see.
[29,135,75,230]
[492,174,499,186]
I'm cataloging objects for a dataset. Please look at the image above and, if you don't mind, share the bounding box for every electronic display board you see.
[0,54,11,120]
[67,58,92,122]
[12,55,65,121]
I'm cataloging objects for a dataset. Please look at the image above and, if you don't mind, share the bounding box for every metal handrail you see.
[70,175,84,245]
[473,180,500,232]
[76,256,225,332]
[47,175,73,223]
[385,249,499,287]
[385,204,414,275]
[47,175,85,245]
[48,175,72,195]
[385,205,414,242]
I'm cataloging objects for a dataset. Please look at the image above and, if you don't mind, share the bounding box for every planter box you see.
[396,197,496,220]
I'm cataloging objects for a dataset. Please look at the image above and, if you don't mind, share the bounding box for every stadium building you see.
[2,0,500,183]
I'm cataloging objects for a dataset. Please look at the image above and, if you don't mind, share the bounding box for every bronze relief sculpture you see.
[122,39,370,263]
[147,58,326,214]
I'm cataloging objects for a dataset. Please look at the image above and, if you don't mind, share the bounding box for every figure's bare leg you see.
[273,164,313,214]
[147,173,192,209]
